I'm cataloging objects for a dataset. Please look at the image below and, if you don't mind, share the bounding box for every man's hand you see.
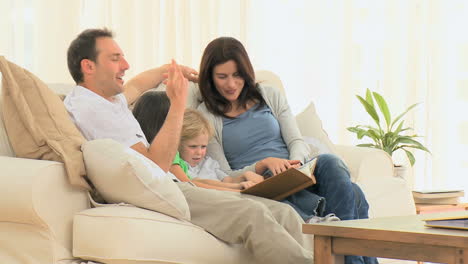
[124,62,192,105]
[164,60,188,109]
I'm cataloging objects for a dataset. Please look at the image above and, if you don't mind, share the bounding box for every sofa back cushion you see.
[82,139,191,221]
[295,102,338,156]
[256,70,337,156]
[0,56,90,190]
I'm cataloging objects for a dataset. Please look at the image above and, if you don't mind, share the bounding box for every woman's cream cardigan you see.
[197,85,316,177]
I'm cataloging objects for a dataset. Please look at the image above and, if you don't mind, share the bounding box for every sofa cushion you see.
[0,77,14,157]
[73,206,251,264]
[295,102,338,156]
[0,56,89,190]
[82,139,190,221]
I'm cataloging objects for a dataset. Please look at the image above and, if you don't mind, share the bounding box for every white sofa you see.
[0,72,416,264]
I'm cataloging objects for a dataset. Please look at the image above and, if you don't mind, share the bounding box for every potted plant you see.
[347,89,430,175]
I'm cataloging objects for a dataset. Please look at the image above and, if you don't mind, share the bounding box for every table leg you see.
[456,248,468,264]
[314,235,344,264]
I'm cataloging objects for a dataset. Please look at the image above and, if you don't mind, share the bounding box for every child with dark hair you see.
[133,90,262,191]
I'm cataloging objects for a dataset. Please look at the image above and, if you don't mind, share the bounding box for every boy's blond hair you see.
[180,109,214,145]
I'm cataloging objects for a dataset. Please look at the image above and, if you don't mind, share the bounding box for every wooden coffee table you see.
[303,211,468,264]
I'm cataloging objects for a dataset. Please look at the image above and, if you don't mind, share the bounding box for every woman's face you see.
[212,60,245,104]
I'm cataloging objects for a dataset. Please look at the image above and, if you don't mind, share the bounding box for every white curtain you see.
[1,0,467,197]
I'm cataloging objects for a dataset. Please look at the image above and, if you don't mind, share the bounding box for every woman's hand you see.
[255,158,302,176]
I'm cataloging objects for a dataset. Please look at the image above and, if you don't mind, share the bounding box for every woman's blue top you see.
[222,104,289,170]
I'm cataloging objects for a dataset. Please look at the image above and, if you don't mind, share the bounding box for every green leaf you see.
[403,148,416,166]
[398,137,430,153]
[391,103,420,129]
[357,130,367,139]
[358,125,384,137]
[365,89,375,108]
[347,127,362,133]
[394,121,404,135]
[367,129,383,148]
[357,143,377,148]
[402,144,432,154]
[357,95,380,126]
[372,91,391,130]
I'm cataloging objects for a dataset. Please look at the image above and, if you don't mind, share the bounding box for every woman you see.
[197,37,378,264]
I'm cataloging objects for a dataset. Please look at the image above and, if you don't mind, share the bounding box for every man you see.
[64,28,312,264]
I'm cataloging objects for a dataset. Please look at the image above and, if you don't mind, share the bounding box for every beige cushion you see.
[82,139,190,221]
[0,56,89,190]
[73,206,251,264]
[295,102,338,156]
[0,77,14,157]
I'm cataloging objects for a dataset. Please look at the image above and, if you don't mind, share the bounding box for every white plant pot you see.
[393,165,407,180]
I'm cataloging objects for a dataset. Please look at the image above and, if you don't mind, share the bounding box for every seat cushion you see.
[0,56,89,190]
[73,206,252,264]
[82,139,190,221]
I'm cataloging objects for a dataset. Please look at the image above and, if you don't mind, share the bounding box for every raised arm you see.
[123,64,198,105]
[131,60,188,172]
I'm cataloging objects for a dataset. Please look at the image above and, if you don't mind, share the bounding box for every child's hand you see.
[243,171,264,183]
[240,181,256,190]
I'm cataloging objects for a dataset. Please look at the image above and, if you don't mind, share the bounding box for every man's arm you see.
[123,64,198,105]
[130,60,188,172]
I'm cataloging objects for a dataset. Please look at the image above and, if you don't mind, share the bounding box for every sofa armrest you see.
[0,156,89,261]
[334,145,416,218]
[335,145,394,183]
[0,156,88,224]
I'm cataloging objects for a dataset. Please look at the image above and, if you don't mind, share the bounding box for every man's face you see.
[92,37,130,97]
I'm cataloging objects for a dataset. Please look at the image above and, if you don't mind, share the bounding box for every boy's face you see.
[180,133,209,167]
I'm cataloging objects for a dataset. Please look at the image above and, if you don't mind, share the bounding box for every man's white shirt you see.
[64,85,178,181]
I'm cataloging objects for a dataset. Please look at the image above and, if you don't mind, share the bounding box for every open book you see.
[241,157,317,201]
[424,215,468,230]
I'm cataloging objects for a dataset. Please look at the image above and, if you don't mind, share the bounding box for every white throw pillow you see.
[295,102,337,156]
[82,139,190,221]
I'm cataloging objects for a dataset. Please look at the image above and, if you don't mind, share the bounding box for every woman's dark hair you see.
[198,37,264,117]
[132,91,170,143]
[67,28,114,84]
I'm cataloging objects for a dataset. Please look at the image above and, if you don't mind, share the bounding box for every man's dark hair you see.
[67,28,113,84]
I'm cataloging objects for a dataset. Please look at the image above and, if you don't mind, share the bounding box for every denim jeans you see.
[281,189,326,221]
[307,154,379,264]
